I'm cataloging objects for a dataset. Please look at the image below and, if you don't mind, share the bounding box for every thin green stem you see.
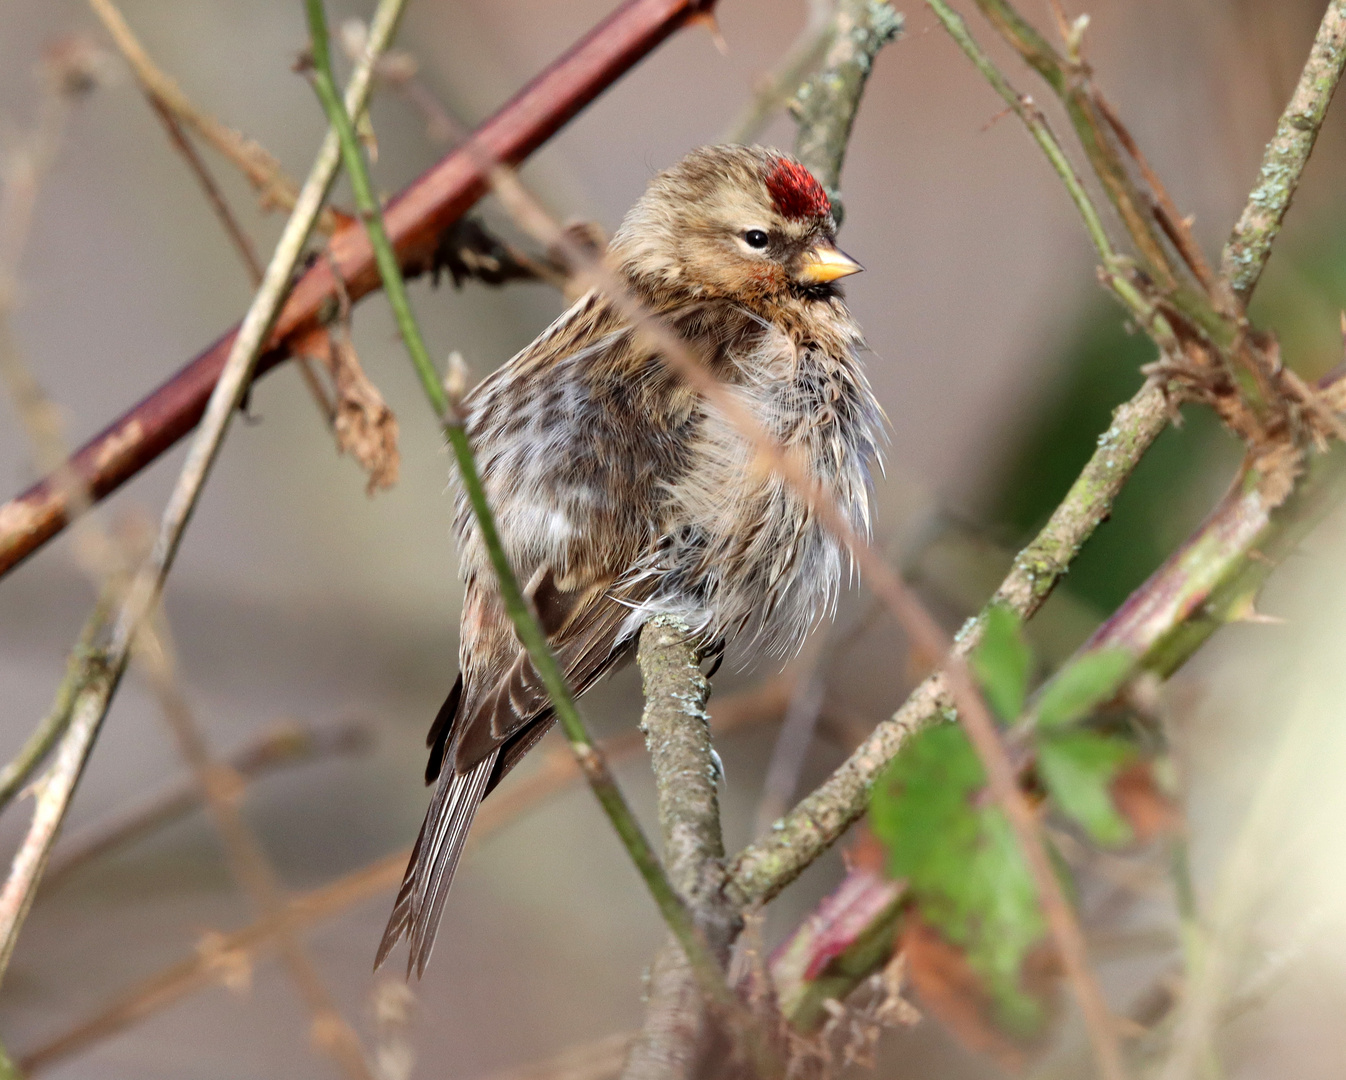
[926,0,1114,265]
[967,0,1175,287]
[302,0,734,1015]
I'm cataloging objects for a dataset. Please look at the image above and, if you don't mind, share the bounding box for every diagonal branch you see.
[1220,0,1346,302]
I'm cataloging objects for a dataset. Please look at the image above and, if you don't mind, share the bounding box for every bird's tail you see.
[375,747,500,978]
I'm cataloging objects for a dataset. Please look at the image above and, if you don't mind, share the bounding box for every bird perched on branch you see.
[377,145,882,977]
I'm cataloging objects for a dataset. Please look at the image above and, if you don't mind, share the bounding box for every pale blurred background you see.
[2,0,1346,1077]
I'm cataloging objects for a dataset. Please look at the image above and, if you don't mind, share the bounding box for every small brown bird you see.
[377,145,882,976]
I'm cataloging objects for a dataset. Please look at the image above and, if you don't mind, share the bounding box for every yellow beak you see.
[797,244,864,284]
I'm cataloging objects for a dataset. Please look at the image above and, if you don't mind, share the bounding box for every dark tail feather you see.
[373,816,424,972]
[374,748,500,977]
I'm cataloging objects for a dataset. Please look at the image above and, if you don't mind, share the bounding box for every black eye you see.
[743,229,769,250]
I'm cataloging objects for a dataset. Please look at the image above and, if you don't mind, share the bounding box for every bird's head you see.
[609,145,862,308]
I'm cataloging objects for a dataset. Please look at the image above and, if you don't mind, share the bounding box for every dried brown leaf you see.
[310,330,400,494]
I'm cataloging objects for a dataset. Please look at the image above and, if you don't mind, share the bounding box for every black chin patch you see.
[790,280,841,302]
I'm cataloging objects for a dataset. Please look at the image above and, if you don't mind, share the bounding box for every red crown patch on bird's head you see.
[764,158,831,221]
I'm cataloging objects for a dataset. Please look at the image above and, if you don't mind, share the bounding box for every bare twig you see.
[723,0,838,145]
[1092,94,1217,292]
[142,96,335,419]
[0,0,409,990]
[18,847,409,1077]
[0,590,116,814]
[752,639,828,838]
[42,718,370,890]
[477,1033,633,1080]
[85,0,338,230]
[924,2,1116,274]
[965,0,1176,288]
[147,98,266,281]
[133,622,374,1079]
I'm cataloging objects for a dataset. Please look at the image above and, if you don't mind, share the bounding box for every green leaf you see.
[1037,730,1136,847]
[871,724,1049,1035]
[971,605,1033,722]
[1035,648,1132,729]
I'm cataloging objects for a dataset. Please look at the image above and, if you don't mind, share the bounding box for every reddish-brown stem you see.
[0,0,714,578]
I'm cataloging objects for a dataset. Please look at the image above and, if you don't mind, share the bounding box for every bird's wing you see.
[378,566,654,978]
[447,564,654,774]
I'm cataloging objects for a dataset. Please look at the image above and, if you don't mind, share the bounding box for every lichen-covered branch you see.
[790,0,903,223]
[622,616,738,1080]
[1220,0,1346,301]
